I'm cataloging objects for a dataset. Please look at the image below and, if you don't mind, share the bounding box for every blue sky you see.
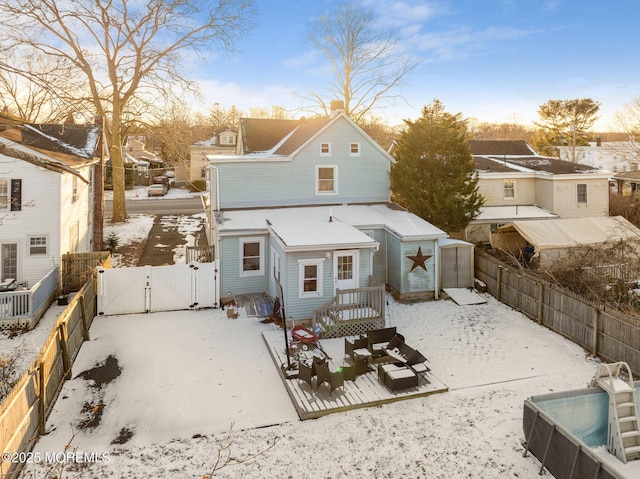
[193,0,640,130]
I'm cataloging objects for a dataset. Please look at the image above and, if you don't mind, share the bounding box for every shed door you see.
[441,247,472,289]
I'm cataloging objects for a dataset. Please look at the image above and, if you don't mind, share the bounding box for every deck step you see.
[621,431,640,439]
[620,416,638,424]
[625,445,640,455]
[617,402,635,409]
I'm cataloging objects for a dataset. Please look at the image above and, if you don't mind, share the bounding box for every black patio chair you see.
[315,361,344,396]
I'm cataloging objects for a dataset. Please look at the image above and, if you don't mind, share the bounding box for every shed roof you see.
[491,216,640,255]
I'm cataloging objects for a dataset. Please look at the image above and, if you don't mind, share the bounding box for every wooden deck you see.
[262,330,449,420]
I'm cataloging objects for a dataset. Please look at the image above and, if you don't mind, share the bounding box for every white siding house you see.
[0,120,100,288]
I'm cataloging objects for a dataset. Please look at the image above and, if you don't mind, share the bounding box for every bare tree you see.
[0,51,90,123]
[0,0,255,222]
[305,1,420,124]
[615,98,640,163]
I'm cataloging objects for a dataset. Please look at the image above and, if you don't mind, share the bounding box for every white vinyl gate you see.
[97,262,218,316]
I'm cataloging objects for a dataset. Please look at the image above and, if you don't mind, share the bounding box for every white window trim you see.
[298,259,324,298]
[577,183,588,204]
[320,142,331,156]
[350,142,361,156]
[503,179,515,200]
[239,237,265,277]
[29,235,48,256]
[316,165,338,196]
[0,179,8,210]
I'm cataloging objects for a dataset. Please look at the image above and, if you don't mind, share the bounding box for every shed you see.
[490,216,640,266]
[438,238,474,289]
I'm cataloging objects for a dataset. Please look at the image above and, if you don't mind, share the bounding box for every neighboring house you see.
[467,140,611,243]
[0,116,102,288]
[204,101,471,323]
[556,141,640,172]
[182,126,237,184]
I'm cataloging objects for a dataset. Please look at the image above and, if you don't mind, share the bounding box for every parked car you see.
[147,184,167,196]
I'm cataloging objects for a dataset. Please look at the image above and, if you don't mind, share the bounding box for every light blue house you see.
[204,101,473,329]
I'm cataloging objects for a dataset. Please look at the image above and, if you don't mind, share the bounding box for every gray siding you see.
[216,117,390,209]
[401,241,437,293]
[386,233,403,293]
[283,248,374,321]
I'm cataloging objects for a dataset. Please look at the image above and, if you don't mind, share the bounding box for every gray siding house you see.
[205,102,464,323]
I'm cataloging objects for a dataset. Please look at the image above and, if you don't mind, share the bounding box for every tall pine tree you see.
[390,100,483,234]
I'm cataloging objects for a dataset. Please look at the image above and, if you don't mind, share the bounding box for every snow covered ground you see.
[4,187,611,478]
[19,294,602,479]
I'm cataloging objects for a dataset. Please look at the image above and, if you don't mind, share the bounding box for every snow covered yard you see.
[20,294,600,478]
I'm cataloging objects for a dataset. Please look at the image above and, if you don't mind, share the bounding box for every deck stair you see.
[590,361,640,463]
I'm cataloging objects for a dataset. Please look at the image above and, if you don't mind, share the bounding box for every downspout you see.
[434,240,440,300]
[211,164,221,308]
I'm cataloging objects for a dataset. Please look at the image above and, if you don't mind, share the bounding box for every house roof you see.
[215,203,448,242]
[471,140,605,175]
[239,118,301,153]
[273,116,332,156]
[469,140,535,156]
[474,205,558,222]
[614,170,640,181]
[269,219,376,251]
[0,115,100,180]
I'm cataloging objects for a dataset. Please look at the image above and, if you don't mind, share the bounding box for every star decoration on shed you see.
[406,247,432,272]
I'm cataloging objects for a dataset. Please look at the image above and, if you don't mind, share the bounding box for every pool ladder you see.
[591,361,640,464]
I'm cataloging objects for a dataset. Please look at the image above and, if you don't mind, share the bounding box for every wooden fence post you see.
[79,295,90,341]
[58,323,72,380]
[592,306,601,357]
[537,282,545,325]
[497,266,503,302]
[38,361,46,435]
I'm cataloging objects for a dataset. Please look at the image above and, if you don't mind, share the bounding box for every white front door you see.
[334,250,359,292]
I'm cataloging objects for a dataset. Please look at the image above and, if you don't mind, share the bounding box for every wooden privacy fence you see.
[61,251,111,293]
[475,250,640,377]
[0,280,96,479]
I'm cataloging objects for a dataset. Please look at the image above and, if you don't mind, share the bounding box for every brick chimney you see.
[330,100,345,117]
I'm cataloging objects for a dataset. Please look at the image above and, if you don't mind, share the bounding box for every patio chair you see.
[345,336,371,362]
[315,361,344,396]
[366,327,398,357]
[404,347,431,383]
[297,361,315,389]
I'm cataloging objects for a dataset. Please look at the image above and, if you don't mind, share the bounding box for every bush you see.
[104,232,119,253]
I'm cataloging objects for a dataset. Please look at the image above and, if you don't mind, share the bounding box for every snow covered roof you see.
[474,205,558,222]
[269,218,376,251]
[215,203,448,241]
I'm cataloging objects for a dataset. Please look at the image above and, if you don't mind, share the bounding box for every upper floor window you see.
[316,166,337,195]
[239,237,265,277]
[503,179,515,199]
[320,143,331,156]
[350,143,360,156]
[0,180,7,209]
[29,236,48,255]
[72,176,78,203]
[577,183,588,204]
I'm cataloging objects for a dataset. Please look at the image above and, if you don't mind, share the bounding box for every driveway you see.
[137,213,207,266]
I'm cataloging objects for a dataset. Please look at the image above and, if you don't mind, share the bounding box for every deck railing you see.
[0,267,59,329]
[312,284,386,338]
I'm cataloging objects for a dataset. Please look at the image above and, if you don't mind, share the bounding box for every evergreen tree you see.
[390,100,483,233]
[532,98,600,159]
